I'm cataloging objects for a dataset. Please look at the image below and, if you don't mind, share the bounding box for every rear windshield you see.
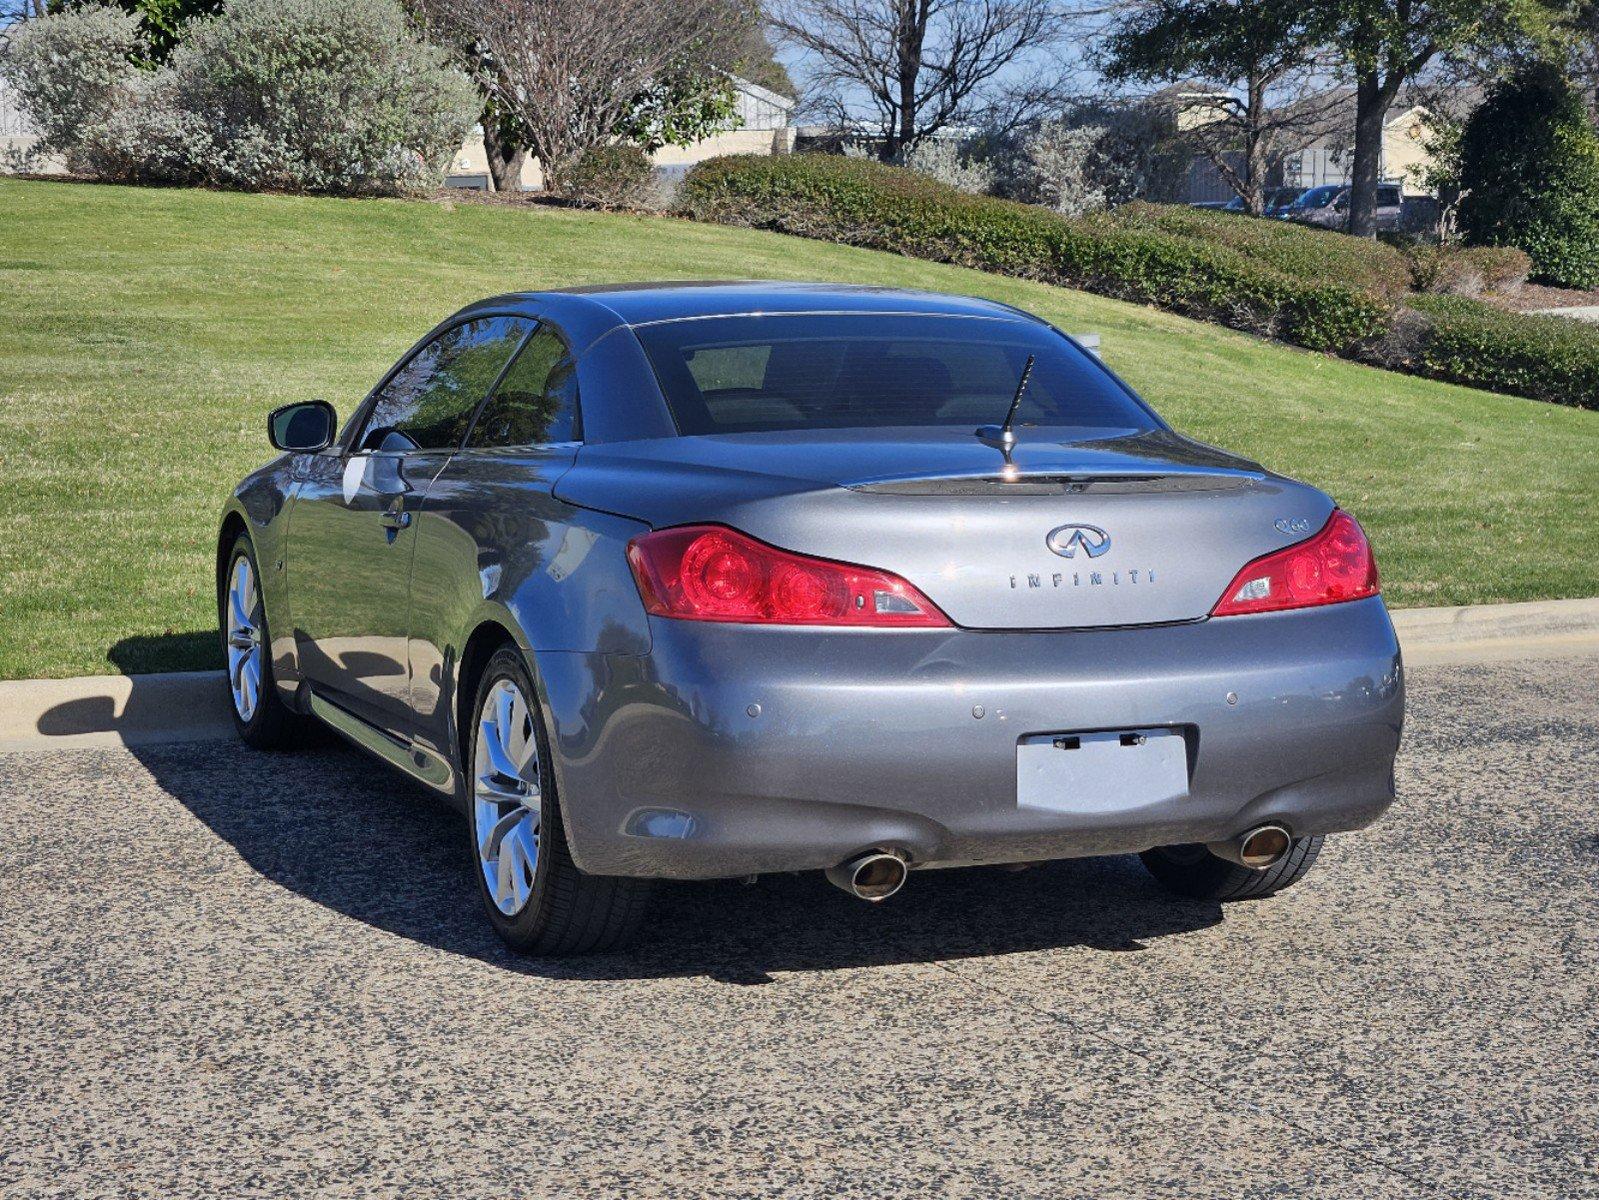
[632,314,1159,435]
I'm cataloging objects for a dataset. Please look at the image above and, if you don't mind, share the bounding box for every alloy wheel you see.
[473,677,543,916]
[225,555,264,723]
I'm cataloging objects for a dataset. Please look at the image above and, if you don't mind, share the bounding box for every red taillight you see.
[627,525,952,627]
[1211,510,1380,617]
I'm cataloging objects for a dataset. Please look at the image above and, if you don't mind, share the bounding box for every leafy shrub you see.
[1463,246,1534,293]
[681,153,1391,353]
[1406,243,1532,296]
[566,144,654,209]
[1111,202,1414,297]
[1459,63,1599,289]
[76,71,212,185]
[2,0,478,196]
[0,6,142,167]
[172,0,478,194]
[1381,295,1599,408]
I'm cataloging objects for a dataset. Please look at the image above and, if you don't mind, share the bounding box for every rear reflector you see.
[1211,510,1380,617]
[627,525,952,627]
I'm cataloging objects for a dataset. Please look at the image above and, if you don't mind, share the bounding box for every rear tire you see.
[1139,835,1324,901]
[220,533,303,751]
[465,645,653,955]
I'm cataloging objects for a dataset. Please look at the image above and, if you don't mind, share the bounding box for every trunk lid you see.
[557,429,1336,629]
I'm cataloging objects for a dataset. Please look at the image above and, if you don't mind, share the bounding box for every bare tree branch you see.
[772,0,1060,159]
[420,0,748,191]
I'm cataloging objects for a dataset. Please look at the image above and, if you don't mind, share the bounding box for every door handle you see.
[381,505,411,530]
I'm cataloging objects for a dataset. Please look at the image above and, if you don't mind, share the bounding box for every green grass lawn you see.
[2,177,1597,679]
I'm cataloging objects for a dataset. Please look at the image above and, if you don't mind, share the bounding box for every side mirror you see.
[268,400,337,452]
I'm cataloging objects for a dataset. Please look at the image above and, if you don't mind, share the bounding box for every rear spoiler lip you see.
[845,468,1267,495]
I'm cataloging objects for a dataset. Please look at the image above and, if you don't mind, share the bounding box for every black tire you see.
[465,645,653,955]
[220,533,303,751]
[1139,834,1324,902]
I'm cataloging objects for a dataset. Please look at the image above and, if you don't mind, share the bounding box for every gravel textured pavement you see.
[2,652,1595,1199]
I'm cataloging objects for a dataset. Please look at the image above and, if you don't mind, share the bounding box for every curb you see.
[1388,597,1599,644]
[0,670,230,753]
[2,598,1597,753]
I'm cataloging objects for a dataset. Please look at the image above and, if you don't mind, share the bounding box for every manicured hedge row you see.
[1420,245,1532,295]
[1111,201,1415,298]
[680,154,1392,353]
[1396,296,1599,409]
[679,153,1599,411]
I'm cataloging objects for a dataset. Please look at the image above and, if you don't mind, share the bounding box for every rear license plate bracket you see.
[1016,727,1189,814]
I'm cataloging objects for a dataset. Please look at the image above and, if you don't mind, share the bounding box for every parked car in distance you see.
[219,282,1404,955]
[1219,186,1305,217]
[1264,186,1307,217]
[1281,184,1344,226]
[1283,183,1404,231]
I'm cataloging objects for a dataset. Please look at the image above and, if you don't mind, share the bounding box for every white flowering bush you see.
[0,7,142,169]
[1014,120,1113,216]
[845,138,996,195]
[2,0,479,196]
[991,105,1186,214]
[899,139,995,195]
[168,0,478,194]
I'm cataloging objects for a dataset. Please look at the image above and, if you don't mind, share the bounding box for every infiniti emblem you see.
[1046,523,1111,559]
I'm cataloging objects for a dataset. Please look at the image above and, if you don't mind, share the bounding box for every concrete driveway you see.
[2,651,1595,1199]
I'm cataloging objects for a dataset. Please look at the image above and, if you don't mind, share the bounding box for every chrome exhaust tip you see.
[825,851,908,901]
[1206,824,1292,870]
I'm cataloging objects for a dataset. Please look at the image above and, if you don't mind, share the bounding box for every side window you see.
[468,324,580,448]
[358,316,531,452]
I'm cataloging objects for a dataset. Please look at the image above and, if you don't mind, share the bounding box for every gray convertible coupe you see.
[219,282,1403,954]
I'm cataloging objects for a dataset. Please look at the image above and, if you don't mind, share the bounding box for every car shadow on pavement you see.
[130,739,1224,985]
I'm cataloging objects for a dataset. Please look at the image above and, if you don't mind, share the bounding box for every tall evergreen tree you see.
[1460,60,1599,286]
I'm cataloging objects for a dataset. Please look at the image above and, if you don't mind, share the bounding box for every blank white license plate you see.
[1016,728,1189,814]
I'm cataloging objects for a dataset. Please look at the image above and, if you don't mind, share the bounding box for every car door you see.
[404,322,587,757]
[289,315,533,731]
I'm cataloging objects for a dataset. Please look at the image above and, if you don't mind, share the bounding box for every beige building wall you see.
[0,82,67,176]
[0,139,67,176]
[650,126,793,166]
[1381,107,1435,196]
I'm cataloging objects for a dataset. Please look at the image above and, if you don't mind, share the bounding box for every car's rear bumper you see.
[537,597,1403,879]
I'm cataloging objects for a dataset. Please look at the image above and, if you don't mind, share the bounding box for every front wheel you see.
[1139,835,1324,902]
[466,646,653,955]
[220,534,303,750]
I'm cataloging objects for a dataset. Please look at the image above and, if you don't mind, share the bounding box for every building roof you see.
[729,75,794,114]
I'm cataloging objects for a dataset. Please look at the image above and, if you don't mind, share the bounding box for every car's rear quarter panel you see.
[402,447,654,775]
